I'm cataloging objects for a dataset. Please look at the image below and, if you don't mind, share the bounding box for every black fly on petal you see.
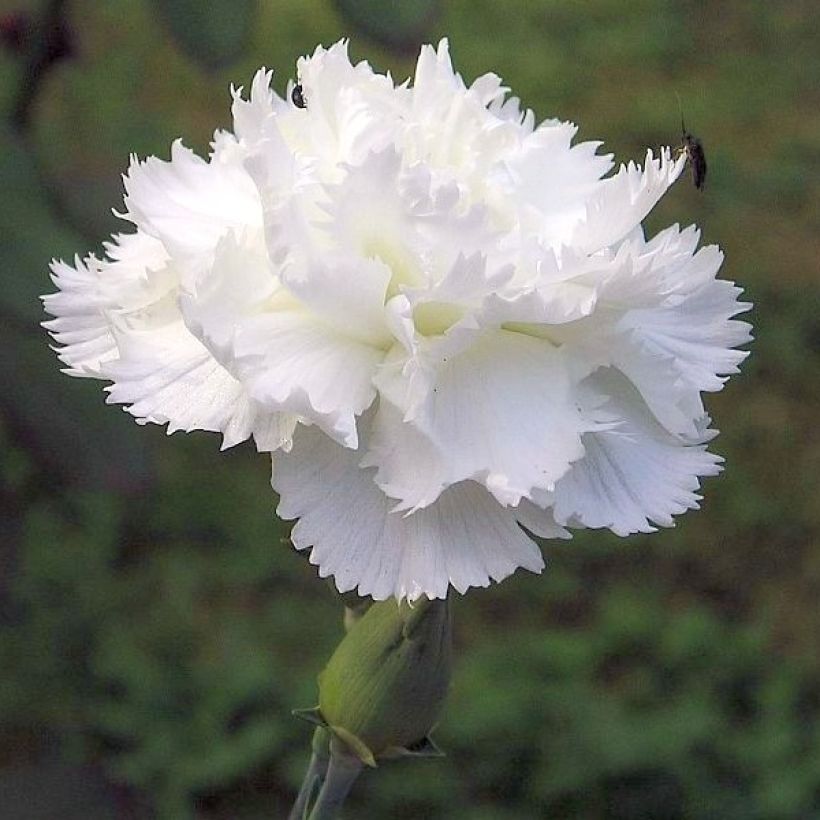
[681,128,707,191]
[675,96,707,191]
[291,83,307,109]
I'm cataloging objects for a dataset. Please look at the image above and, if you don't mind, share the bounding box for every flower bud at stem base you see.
[291,596,452,817]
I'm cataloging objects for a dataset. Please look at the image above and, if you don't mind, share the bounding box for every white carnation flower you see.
[43,40,751,601]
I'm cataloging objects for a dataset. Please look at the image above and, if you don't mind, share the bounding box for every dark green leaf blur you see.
[1,1,818,818]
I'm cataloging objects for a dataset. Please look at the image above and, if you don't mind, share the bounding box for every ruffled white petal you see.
[122,140,262,260]
[230,68,287,146]
[44,229,292,452]
[552,369,723,535]
[618,271,752,392]
[273,423,544,600]
[611,352,706,440]
[180,232,384,449]
[367,329,595,510]
[43,254,115,376]
[223,311,382,448]
[406,41,528,204]
[546,225,751,437]
[105,322,296,451]
[501,121,613,244]
[293,40,401,168]
[268,150,407,346]
[43,231,170,376]
[572,149,686,254]
[513,498,571,540]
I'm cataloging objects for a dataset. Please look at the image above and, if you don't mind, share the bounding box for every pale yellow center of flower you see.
[360,235,465,338]
[412,301,464,337]
[361,237,418,301]
[501,321,561,345]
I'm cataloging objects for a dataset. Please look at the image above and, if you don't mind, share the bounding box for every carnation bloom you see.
[43,40,751,601]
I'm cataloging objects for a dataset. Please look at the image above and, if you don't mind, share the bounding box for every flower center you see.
[361,237,419,302]
[412,301,465,337]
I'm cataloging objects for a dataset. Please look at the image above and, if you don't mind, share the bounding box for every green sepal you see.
[328,725,378,768]
[292,706,327,728]
[382,734,445,760]
[401,597,434,639]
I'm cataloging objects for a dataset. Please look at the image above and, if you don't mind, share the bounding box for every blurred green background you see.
[1,0,818,818]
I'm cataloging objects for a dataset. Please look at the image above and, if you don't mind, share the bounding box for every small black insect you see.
[291,83,306,109]
[677,102,707,191]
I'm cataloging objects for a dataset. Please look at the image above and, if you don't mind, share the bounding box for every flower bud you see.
[314,597,451,766]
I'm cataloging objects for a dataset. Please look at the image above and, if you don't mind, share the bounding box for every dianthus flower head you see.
[43,40,751,601]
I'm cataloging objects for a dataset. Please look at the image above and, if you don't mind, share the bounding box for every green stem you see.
[289,754,326,819]
[307,739,363,820]
[289,727,331,820]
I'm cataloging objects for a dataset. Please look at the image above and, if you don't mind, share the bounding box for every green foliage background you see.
[0,1,818,817]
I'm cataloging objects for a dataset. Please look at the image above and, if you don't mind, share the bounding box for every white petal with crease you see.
[367,330,594,510]
[123,140,262,260]
[274,424,544,600]
[572,149,686,254]
[553,369,722,535]
[105,321,296,452]
[228,312,382,448]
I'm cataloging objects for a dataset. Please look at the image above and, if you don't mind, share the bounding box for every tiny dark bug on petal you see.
[675,97,707,190]
[291,83,306,109]
[681,127,707,190]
